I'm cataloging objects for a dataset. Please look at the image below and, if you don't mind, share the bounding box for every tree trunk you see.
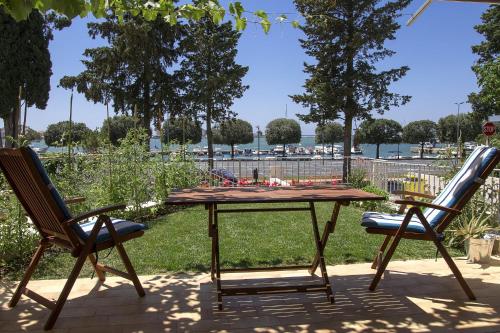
[231,143,234,159]
[342,115,353,183]
[283,144,286,157]
[2,109,19,148]
[420,142,424,159]
[376,143,380,159]
[332,140,335,159]
[206,106,214,170]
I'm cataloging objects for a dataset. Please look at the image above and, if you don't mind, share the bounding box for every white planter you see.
[466,238,494,264]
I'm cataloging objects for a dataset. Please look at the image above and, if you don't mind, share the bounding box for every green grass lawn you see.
[22,203,461,280]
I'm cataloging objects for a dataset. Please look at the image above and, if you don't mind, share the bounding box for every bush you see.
[348,168,370,189]
[360,184,390,211]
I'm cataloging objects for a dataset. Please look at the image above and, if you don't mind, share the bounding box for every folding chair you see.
[0,147,146,330]
[361,146,500,300]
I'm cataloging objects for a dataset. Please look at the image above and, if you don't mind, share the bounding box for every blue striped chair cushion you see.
[361,211,426,233]
[360,146,497,233]
[423,146,498,228]
[26,147,72,220]
[27,147,144,243]
[75,217,146,244]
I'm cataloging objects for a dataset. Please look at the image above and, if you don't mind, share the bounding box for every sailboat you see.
[351,128,363,155]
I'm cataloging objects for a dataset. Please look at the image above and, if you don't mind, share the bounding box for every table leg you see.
[309,202,334,303]
[208,204,216,282]
[213,204,223,310]
[310,202,341,275]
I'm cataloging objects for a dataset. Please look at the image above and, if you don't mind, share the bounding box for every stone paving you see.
[2,257,500,333]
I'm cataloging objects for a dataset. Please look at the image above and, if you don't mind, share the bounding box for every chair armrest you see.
[394,200,461,215]
[63,204,126,226]
[64,197,86,205]
[392,190,436,200]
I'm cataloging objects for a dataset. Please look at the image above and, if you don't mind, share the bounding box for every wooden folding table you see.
[166,185,383,309]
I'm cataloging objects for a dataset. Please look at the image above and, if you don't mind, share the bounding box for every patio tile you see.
[2,258,500,332]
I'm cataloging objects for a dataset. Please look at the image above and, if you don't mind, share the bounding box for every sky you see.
[11,0,491,135]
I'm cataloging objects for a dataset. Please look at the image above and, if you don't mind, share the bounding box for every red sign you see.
[482,122,496,137]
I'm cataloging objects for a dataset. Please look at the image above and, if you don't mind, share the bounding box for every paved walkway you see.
[2,258,500,332]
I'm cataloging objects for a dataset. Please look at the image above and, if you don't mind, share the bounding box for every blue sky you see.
[18,1,490,135]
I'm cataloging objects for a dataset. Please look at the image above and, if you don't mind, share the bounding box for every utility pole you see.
[454,101,465,160]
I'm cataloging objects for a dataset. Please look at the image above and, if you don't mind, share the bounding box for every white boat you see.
[311,155,323,160]
[423,142,435,149]
[333,153,343,160]
[31,147,48,154]
[273,145,285,155]
[351,146,363,155]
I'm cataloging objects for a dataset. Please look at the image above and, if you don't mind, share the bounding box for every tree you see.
[0,9,69,147]
[468,6,500,120]
[162,117,202,145]
[21,127,43,142]
[358,119,402,159]
[437,113,482,143]
[315,122,343,158]
[265,118,302,156]
[59,14,184,140]
[213,119,253,159]
[81,129,101,153]
[179,18,248,168]
[291,0,411,181]
[101,115,136,146]
[44,121,91,147]
[402,120,437,158]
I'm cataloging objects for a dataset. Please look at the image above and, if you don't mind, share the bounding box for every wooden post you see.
[67,90,73,162]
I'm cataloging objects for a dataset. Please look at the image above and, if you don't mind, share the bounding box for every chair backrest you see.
[423,146,500,232]
[0,147,79,244]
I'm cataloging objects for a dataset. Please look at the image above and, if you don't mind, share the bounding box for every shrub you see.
[348,168,370,189]
[360,184,390,211]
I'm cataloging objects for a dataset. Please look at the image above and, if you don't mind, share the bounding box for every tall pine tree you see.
[291,0,411,181]
[0,9,69,147]
[60,14,184,138]
[178,18,248,169]
[468,5,499,121]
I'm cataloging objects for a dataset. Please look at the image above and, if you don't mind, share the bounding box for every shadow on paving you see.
[1,267,500,332]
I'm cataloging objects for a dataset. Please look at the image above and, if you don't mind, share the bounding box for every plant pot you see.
[466,238,494,264]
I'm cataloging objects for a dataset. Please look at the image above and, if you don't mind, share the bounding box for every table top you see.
[166,185,385,205]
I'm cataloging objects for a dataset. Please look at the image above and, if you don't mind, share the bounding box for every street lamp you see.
[397,131,403,160]
[256,125,261,161]
[454,101,466,159]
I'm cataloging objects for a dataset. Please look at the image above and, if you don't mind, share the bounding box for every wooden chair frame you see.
[367,150,500,300]
[0,148,145,330]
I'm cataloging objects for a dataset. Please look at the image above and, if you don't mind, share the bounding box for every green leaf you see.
[235,17,247,31]
[165,13,177,25]
[90,0,106,18]
[260,18,271,34]
[5,1,34,21]
[254,10,268,20]
[210,7,225,25]
[232,1,244,18]
[292,20,300,28]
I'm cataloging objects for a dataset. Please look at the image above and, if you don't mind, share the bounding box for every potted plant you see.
[449,206,498,264]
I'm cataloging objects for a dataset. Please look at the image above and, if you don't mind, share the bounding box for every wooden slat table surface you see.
[166,185,385,205]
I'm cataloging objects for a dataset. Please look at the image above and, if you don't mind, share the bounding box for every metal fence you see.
[198,158,453,192]
[198,158,500,219]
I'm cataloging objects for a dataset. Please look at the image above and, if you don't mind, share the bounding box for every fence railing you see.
[197,158,500,220]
